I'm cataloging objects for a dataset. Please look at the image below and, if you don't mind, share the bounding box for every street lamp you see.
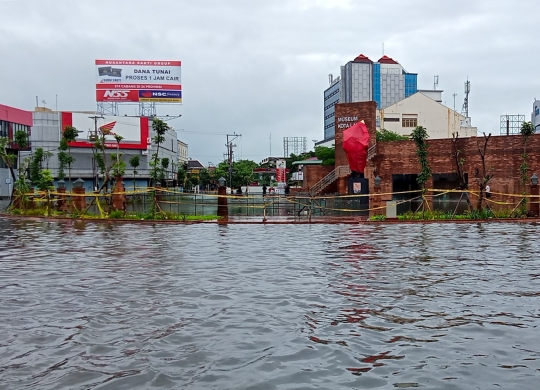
[57,179,65,189]
[218,176,226,187]
[73,178,85,189]
[374,175,382,188]
[531,173,538,186]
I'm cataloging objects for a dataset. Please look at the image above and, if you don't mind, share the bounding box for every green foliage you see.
[177,166,187,186]
[29,147,44,185]
[214,159,258,188]
[110,153,126,177]
[129,155,140,171]
[57,151,71,180]
[315,146,335,166]
[95,153,106,175]
[368,214,386,221]
[410,126,431,189]
[62,126,79,143]
[58,125,79,183]
[37,169,54,191]
[149,118,171,186]
[0,137,16,168]
[161,157,170,170]
[377,129,409,142]
[14,129,29,148]
[109,210,124,219]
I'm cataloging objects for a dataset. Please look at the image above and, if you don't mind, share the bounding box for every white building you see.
[378,92,477,139]
[28,108,180,191]
[177,140,188,165]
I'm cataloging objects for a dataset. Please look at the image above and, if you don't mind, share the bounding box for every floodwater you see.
[1,219,539,389]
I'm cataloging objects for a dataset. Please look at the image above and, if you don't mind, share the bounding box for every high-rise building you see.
[323,54,418,141]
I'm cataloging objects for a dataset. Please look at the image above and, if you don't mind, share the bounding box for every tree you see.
[0,137,17,201]
[129,155,140,190]
[213,159,257,189]
[410,126,431,216]
[149,118,170,187]
[29,147,45,187]
[475,132,493,212]
[315,146,335,166]
[61,126,79,187]
[450,133,473,211]
[377,129,409,142]
[520,122,535,192]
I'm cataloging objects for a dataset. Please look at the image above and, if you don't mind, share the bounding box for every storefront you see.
[0,104,33,198]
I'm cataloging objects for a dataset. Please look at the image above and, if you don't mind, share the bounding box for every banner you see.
[95,59,182,103]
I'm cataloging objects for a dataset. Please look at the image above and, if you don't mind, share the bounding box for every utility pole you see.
[225,133,241,194]
[89,115,103,191]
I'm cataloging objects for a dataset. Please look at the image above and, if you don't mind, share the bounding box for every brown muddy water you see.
[1,218,539,389]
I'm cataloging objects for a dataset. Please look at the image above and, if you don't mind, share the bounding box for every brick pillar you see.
[530,184,539,217]
[72,188,86,210]
[112,177,126,211]
[217,186,228,218]
[57,187,67,211]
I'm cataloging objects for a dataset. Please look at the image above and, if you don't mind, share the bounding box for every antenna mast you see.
[461,79,470,118]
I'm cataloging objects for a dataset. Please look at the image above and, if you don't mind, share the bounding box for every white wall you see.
[377,93,476,139]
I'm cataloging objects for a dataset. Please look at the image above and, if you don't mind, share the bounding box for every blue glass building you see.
[323,54,417,141]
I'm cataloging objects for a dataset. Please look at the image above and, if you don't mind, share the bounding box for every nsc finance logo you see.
[139,90,182,103]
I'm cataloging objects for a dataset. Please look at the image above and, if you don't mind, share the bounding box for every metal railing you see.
[367,143,378,160]
[309,165,350,196]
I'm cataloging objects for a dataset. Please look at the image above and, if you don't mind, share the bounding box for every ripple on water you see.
[0,220,539,389]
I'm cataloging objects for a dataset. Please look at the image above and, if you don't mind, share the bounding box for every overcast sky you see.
[1,0,539,165]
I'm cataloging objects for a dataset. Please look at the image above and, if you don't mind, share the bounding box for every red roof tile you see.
[353,54,372,63]
[377,55,399,64]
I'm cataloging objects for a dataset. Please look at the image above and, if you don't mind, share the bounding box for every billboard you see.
[95,59,182,103]
[61,112,150,150]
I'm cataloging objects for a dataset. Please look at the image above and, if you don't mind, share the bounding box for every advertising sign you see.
[61,112,150,150]
[276,159,287,183]
[95,59,182,103]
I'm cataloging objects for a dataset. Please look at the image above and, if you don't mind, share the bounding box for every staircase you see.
[310,165,350,196]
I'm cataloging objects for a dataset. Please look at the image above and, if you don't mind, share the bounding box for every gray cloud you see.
[1,0,538,164]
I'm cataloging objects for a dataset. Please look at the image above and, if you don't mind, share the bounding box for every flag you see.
[99,121,116,134]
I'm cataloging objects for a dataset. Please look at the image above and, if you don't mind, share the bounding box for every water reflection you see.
[0,220,539,389]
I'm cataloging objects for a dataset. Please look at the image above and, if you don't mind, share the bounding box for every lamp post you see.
[371,175,382,217]
[531,174,539,217]
[217,176,228,219]
[72,178,86,210]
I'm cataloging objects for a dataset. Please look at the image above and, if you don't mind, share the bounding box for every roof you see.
[353,54,372,63]
[292,159,322,166]
[0,104,33,126]
[377,55,399,64]
[187,160,205,169]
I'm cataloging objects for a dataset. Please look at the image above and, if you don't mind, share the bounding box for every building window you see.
[402,118,418,127]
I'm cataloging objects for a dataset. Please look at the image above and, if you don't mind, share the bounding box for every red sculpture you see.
[342,120,370,174]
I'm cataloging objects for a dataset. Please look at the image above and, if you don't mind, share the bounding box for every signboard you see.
[5,178,11,184]
[95,59,182,103]
[276,159,287,183]
[61,112,150,150]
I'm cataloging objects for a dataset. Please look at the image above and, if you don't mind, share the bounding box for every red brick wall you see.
[375,134,540,208]
[334,101,377,169]
[304,165,336,194]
